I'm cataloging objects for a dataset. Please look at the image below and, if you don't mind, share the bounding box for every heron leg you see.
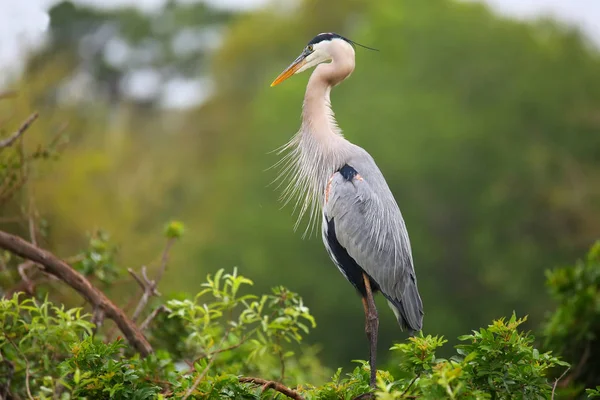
[362,273,379,388]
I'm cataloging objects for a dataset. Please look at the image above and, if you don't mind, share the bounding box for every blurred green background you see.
[2,0,600,371]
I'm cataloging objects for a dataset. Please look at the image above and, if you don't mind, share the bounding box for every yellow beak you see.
[270,55,307,87]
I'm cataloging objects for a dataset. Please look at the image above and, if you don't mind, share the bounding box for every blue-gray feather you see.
[322,148,423,332]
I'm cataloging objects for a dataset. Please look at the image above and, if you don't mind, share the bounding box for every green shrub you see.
[0,268,572,399]
[543,241,600,396]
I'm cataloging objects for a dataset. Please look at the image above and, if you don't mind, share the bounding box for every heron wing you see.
[322,164,423,332]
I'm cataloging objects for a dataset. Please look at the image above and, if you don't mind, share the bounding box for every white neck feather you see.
[274,60,354,236]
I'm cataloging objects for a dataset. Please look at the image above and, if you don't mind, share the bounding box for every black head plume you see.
[307,32,379,52]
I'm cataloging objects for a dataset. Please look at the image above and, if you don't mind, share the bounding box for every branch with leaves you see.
[0,230,153,356]
[239,377,305,400]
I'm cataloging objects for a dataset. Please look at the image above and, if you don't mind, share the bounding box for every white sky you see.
[1,0,599,103]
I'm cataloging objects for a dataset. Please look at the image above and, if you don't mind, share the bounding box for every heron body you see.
[271,33,424,387]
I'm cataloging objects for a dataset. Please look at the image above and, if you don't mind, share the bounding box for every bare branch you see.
[17,261,36,294]
[27,197,37,246]
[239,377,305,400]
[0,230,153,356]
[92,306,106,333]
[401,373,420,397]
[127,237,174,323]
[128,266,161,322]
[0,91,17,100]
[154,237,175,285]
[560,342,590,388]
[0,254,7,275]
[551,367,570,400]
[0,113,38,149]
[140,305,171,331]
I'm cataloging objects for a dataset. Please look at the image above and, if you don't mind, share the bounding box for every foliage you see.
[543,240,600,395]
[0,269,326,398]
[166,268,317,380]
[376,314,566,399]
[0,294,94,397]
[71,230,121,284]
[58,338,164,399]
[588,387,600,398]
[0,268,576,399]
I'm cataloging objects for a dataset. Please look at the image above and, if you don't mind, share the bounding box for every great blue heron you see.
[270,33,424,387]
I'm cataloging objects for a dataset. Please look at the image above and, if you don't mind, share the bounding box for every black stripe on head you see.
[307,32,352,46]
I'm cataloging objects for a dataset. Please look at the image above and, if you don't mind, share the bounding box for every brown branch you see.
[0,230,153,356]
[0,254,7,274]
[0,91,17,100]
[239,377,305,400]
[0,113,38,149]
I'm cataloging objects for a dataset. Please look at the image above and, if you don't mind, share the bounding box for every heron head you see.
[270,33,355,87]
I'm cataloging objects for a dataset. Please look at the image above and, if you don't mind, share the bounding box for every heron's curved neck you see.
[301,60,354,145]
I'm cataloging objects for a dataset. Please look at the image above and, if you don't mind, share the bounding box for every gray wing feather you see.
[323,154,423,331]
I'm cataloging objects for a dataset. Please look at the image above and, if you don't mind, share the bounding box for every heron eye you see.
[307,45,314,52]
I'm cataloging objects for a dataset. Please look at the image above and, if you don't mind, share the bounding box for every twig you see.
[5,337,34,400]
[128,266,161,322]
[0,358,14,399]
[27,197,37,246]
[17,261,36,294]
[92,306,106,333]
[0,216,22,224]
[560,342,590,388]
[0,113,38,149]
[239,377,305,400]
[154,238,174,285]
[551,367,570,399]
[0,230,153,356]
[182,328,233,400]
[140,305,171,331]
[127,238,174,324]
[401,373,420,397]
[276,338,285,381]
[188,335,249,371]
[24,359,33,400]
[0,254,7,275]
[0,91,16,100]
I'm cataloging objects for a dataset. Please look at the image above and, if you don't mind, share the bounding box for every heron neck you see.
[302,80,336,140]
[301,63,350,147]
